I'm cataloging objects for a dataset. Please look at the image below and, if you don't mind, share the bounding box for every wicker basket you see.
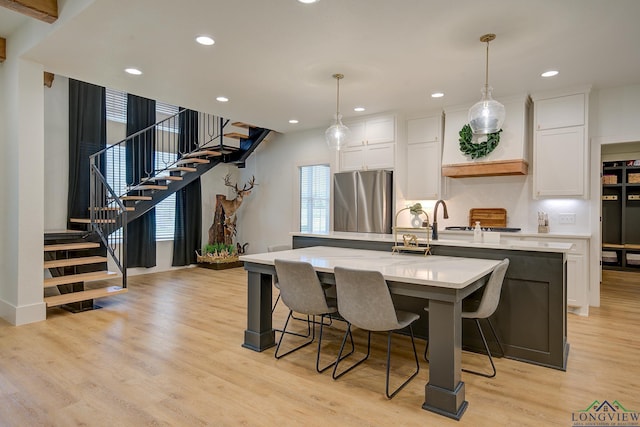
[629,173,640,184]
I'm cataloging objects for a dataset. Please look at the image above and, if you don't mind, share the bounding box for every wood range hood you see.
[441,159,528,178]
[441,95,532,179]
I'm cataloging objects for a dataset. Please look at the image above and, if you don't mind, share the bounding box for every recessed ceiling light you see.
[298,0,319,3]
[216,96,229,102]
[196,35,215,46]
[289,119,299,124]
[431,92,444,98]
[354,107,366,112]
[124,68,142,75]
[541,70,559,78]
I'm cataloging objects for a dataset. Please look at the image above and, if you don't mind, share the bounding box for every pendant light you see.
[468,33,505,135]
[325,73,350,150]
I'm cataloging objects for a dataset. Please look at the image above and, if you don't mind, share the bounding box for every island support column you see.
[242,268,276,351]
[422,298,467,420]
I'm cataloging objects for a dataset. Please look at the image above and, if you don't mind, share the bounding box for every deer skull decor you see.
[208,174,257,248]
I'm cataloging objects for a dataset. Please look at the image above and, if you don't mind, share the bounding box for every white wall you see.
[0,56,47,325]
[237,128,336,254]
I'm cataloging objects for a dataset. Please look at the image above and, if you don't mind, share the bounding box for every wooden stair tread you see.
[224,132,249,140]
[184,150,222,158]
[70,218,116,224]
[90,206,135,212]
[130,185,169,191]
[44,271,118,288]
[120,195,152,201]
[44,256,108,269]
[141,175,183,182]
[44,286,127,308]
[168,166,197,173]
[175,158,209,165]
[44,242,101,252]
[231,122,254,129]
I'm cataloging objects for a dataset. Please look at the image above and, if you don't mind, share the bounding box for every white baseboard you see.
[0,298,46,325]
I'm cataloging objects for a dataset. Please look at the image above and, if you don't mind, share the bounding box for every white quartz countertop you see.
[291,231,575,253]
[240,246,500,289]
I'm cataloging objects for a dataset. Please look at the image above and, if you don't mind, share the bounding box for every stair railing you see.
[88,109,229,286]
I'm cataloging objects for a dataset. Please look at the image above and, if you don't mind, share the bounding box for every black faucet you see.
[432,200,449,240]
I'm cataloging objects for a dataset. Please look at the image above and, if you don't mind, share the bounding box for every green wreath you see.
[459,124,502,159]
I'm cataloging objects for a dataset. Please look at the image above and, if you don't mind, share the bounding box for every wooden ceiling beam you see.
[0,37,5,62]
[0,0,58,23]
[44,71,54,87]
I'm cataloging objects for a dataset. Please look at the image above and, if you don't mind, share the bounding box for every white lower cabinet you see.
[522,236,590,315]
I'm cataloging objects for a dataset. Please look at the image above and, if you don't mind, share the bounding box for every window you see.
[104,146,177,241]
[105,88,178,241]
[299,164,330,233]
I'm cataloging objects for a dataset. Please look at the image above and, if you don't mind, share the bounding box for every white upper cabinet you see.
[406,114,443,200]
[340,115,396,171]
[532,87,590,198]
[535,93,585,130]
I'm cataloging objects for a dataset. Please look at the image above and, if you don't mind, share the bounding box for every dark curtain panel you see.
[126,94,157,268]
[68,79,106,229]
[172,109,202,266]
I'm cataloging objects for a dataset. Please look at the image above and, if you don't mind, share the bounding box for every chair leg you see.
[275,311,316,359]
[385,325,420,399]
[462,318,497,378]
[486,318,505,357]
[332,324,370,380]
[271,292,281,314]
[316,315,355,373]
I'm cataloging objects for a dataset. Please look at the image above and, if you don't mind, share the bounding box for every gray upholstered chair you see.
[274,259,352,373]
[424,258,509,378]
[267,244,291,313]
[332,266,420,399]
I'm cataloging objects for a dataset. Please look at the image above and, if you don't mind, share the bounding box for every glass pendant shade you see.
[325,114,350,151]
[468,85,505,134]
[326,73,350,150]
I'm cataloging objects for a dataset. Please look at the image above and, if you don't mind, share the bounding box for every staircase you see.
[43,231,126,310]
[45,110,273,312]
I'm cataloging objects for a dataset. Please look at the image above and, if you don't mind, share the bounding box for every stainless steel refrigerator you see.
[334,170,393,234]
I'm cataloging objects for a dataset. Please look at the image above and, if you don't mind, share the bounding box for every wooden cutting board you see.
[469,208,507,228]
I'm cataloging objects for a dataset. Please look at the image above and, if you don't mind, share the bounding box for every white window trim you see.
[296,162,332,234]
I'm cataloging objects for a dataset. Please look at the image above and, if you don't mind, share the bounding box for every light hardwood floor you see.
[1,267,639,426]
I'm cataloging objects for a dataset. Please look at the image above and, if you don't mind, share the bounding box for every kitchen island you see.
[240,246,500,420]
[291,231,572,371]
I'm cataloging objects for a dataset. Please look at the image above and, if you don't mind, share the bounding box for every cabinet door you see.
[340,147,365,171]
[345,121,366,148]
[407,141,440,199]
[365,116,395,145]
[407,116,440,144]
[536,93,585,130]
[365,143,395,170]
[534,126,585,197]
[567,253,586,308]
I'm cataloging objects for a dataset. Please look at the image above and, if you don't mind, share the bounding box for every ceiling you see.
[4,0,640,133]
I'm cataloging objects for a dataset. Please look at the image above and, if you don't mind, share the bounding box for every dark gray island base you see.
[292,235,569,371]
